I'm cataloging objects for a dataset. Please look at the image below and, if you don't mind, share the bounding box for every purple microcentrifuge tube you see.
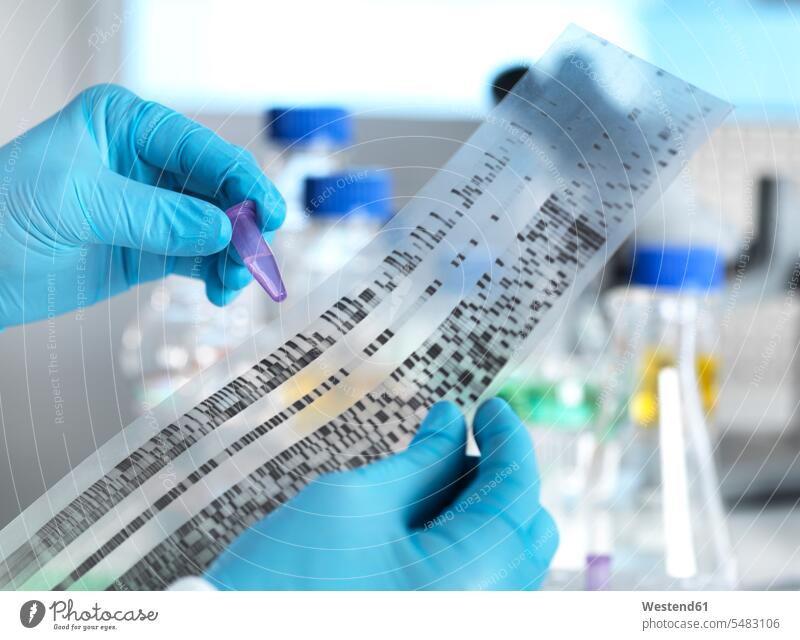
[225,200,287,302]
[586,553,611,591]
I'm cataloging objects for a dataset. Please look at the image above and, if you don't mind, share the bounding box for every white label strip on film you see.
[0,25,731,591]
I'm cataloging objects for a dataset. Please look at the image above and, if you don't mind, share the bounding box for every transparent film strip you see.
[0,25,731,590]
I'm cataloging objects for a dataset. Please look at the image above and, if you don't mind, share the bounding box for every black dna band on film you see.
[0,25,731,591]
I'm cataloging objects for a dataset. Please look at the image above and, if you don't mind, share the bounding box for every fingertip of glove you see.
[177,204,232,251]
[206,280,241,307]
[219,260,253,291]
[474,397,517,431]
[426,401,465,430]
[258,191,286,232]
[412,401,465,447]
[528,507,560,562]
[217,208,234,240]
[471,397,534,461]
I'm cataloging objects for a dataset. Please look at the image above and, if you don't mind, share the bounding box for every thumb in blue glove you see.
[206,398,558,590]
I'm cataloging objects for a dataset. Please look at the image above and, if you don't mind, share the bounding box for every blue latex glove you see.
[206,398,559,590]
[0,84,285,328]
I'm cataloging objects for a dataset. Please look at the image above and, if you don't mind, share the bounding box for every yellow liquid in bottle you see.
[630,348,718,428]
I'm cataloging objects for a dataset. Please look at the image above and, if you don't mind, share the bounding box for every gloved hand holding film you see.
[0,84,285,328]
[206,399,558,590]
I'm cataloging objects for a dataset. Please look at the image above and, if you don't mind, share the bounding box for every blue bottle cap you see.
[304,170,393,221]
[630,245,724,291]
[266,107,353,146]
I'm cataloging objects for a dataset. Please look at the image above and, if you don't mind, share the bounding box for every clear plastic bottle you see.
[268,169,394,403]
[120,278,262,415]
[497,280,617,588]
[600,244,737,590]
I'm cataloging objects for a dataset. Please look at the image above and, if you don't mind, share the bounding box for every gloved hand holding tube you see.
[0,83,285,329]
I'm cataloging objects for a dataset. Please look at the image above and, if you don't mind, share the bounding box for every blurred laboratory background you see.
[0,0,799,589]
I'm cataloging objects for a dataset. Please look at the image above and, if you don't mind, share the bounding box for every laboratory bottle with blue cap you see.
[272,169,396,396]
[621,246,723,430]
[599,244,737,590]
[300,169,394,292]
[263,107,353,232]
